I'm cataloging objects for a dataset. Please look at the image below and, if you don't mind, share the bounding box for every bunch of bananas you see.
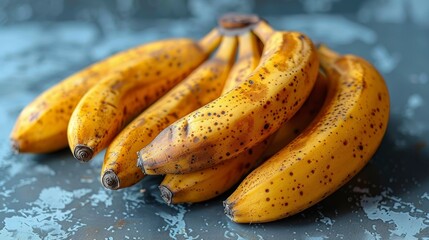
[10,13,389,223]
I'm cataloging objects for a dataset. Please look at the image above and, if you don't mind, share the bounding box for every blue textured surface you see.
[1,0,429,239]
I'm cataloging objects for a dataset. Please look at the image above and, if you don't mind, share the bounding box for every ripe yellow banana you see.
[67,30,221,162]
[138,20,319,175]
[101,36,238,190]
[10,29,220,154]
[224,45,390,223]
[159,31,262,204]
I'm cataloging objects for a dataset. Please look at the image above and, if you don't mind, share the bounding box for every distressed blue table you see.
[1,0,428,239]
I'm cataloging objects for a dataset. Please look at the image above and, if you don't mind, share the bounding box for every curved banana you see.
[101,36,237,190]
[10,29,220,154]
[67,30,221,162]
[159,31,262,203]
[224,45,390,223]
[220,33,260,94]
[138,20,319,174]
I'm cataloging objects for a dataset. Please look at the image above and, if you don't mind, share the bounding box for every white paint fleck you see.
[0,186,91,239]
[156,204,199,240]
[405,94,424,118]
[122,185,146,212]
[224,230,255,240]
[409,73,428,85]
[34,165,56,176]
[80,176,94,183]
[73,188,92,198]
[0,177,37,197]
[359,189,429,239]
[317,211,335,227]
[364,228,382,240]
[150,186,197,240]
[89,188,113,208]
[35,187,74,209]
[0,149,33,181]
[353,187,370,194]
[421,193,429,201]
[305,236,328,240]
[371,45,400,74]
[409,0,429,27]
[399,94,428,137]
[319,216,334,227]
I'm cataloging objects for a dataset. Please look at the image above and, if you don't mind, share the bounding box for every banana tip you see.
[223,200,235,221]
[159,185,173,205]
[10,139,20,154]
[73,144,93,162]
[136,151,146,174]
[102,170,120,190]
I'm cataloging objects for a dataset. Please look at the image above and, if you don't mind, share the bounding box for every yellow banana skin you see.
[220,32,260,95]
[9,34,216,154]
[160,139,270,204]
[139,21,319,175]
[264,71,328,157]
[159,31,262,203]
[224,45,390,223]
[68,30,221,162]
[101,36,237,190]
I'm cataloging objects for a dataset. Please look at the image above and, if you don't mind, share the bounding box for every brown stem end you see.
[102,170,120,190]
[10,139,20,154]
[159,185,173,205]
[223,200,235,221]
[218,13,260,29]
[73,144,93,162]
[136,151,146,174]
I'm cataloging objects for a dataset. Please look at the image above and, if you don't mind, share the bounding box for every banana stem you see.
[317,44,340,66]
[218,13,260,29]
[159,185,173,204]
[73,144,93,162]
[198,28,222,55]
[11,139,20,154]
[213,36,238,64]
[237,31,260,60]
[253,20,275,44]
[102,170,120,190]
